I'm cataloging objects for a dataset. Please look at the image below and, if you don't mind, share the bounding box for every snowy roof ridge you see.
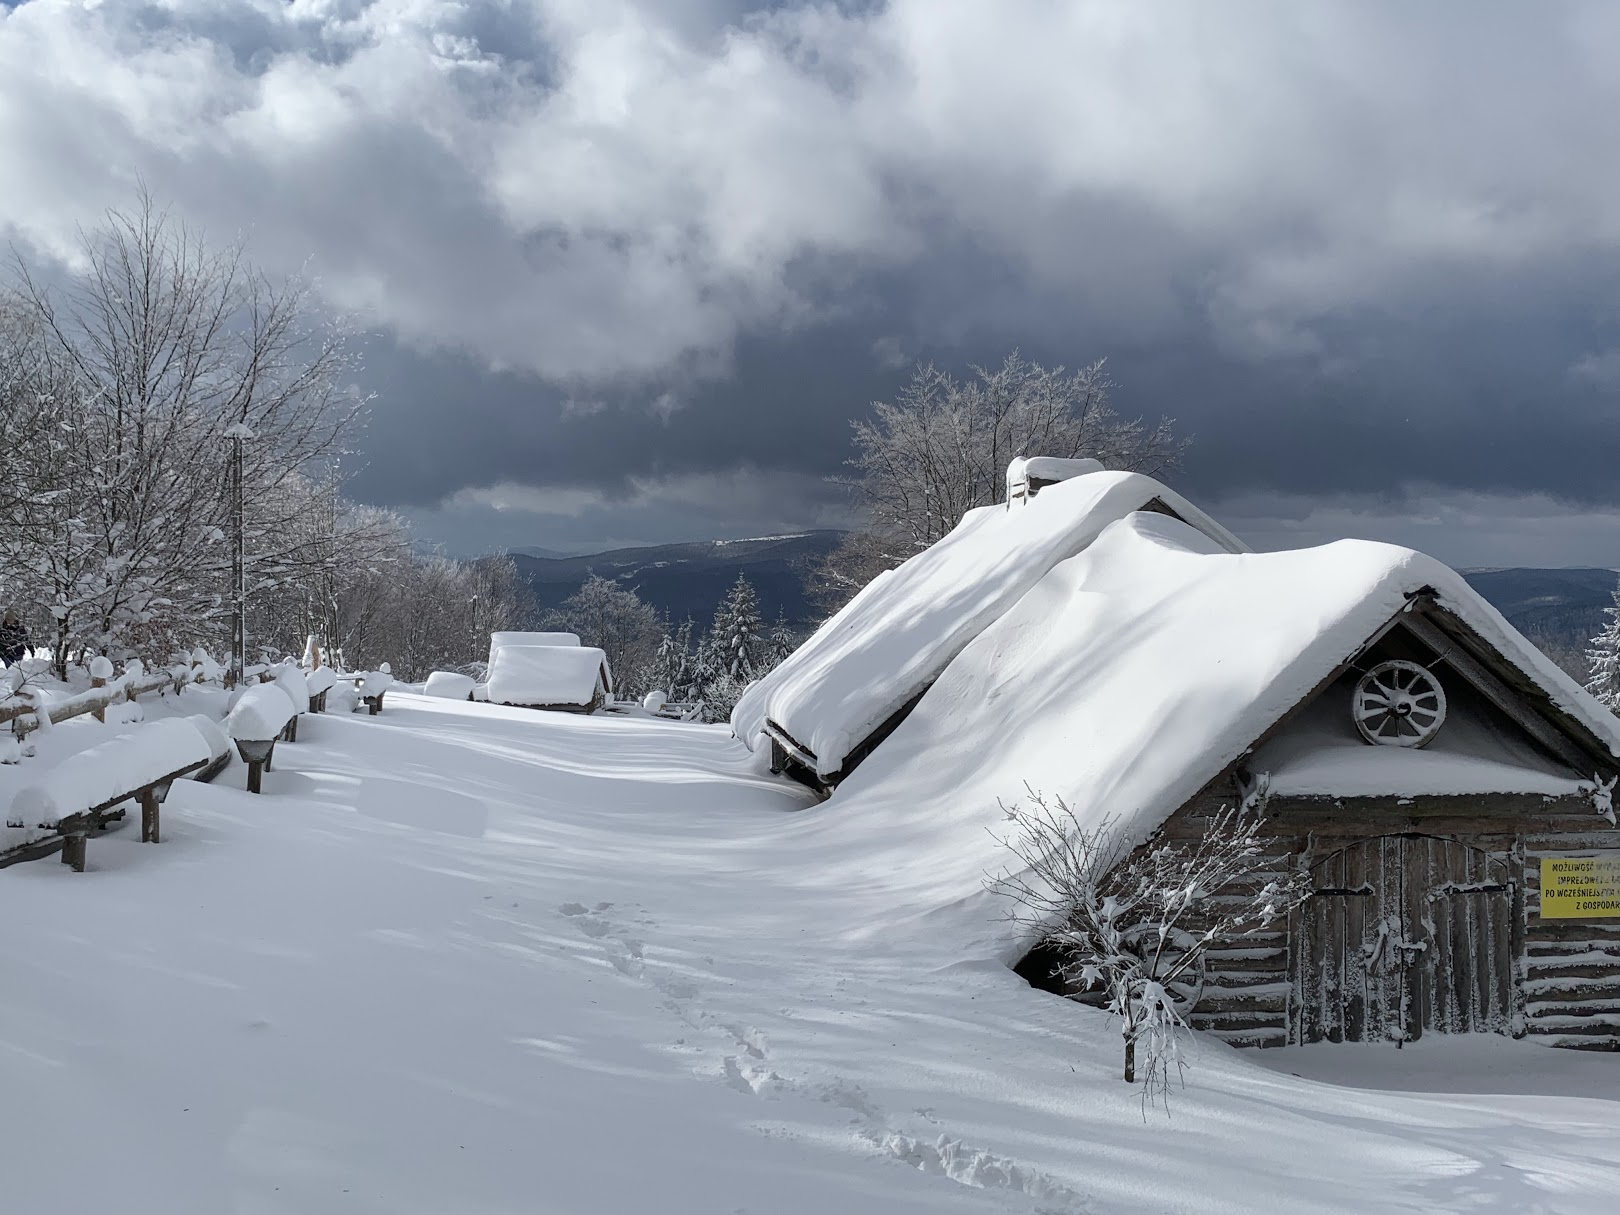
[731,468,1248,778]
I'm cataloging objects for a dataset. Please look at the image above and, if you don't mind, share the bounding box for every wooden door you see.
[1293,834,1514,1044]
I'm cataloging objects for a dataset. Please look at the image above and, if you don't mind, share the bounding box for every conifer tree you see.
[710,573,764,680]
[769,611,797,665]
[1586,576,1620,712]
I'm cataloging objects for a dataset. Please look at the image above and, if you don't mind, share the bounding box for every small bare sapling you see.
[991,785,1307,1102]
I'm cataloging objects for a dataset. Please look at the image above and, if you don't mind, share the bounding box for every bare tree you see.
[546,575,662,696]
[4,187,366,675]
[991,785,1306,1105]
[818,353,1186,612]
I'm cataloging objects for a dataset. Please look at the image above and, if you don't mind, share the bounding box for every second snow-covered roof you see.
[731,469,1247,778]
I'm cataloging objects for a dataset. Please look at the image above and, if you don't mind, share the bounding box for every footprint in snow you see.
[557,902,588,917]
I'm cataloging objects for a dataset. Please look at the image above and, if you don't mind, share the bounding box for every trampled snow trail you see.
[2,693,1618,1214]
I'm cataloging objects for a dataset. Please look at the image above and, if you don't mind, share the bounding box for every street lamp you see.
[223,420,255,688]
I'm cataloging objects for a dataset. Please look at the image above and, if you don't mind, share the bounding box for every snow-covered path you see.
[2,694,1618,1214]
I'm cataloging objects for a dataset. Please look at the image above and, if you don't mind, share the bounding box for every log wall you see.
[1152,782,1620,1050]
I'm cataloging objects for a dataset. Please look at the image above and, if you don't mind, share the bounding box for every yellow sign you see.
[1540,855,1620,919]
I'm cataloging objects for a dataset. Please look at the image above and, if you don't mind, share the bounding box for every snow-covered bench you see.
[424,670,476,700]
[227,684,297,794]
[1,718,223,871]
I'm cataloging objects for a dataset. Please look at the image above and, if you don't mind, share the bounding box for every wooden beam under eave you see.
[1403,602,1610,776]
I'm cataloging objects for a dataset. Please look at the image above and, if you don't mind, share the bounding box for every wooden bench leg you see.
[60,834,86,872]
[140,787,160,843]
[247,759,263,794]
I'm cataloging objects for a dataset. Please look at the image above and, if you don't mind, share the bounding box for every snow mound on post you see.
[487,646,610,708]
[8,718,213,829]
[424,671,476,700]
[732,469,1246,778]
[305,666,338,696]
[185,714,230,762]
[227,684,296,742]
[833,513,1620,943]
[273,663,311,714]
[359,669,394,699]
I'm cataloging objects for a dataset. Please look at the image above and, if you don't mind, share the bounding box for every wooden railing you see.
[0,665,198,739]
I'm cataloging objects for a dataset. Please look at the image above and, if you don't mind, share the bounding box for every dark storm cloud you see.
[2,0,1618,558]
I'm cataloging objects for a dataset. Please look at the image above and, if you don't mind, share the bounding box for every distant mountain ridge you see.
[509,531,847,628]
[1460,566,1616,682]
[512,533,1615,679]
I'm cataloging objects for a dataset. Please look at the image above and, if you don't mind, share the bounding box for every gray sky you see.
[3,0,1618,566]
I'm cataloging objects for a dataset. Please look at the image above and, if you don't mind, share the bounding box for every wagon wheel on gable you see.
[1353,659,1447,748]
[1118,924,1207,1017]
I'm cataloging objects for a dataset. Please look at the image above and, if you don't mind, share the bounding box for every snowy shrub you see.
[991,789,1307,1107]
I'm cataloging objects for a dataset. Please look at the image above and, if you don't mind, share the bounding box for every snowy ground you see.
[2,692,1618,1214]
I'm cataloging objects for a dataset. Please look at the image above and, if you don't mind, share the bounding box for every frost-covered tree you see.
[992,788,1306,1104]
[550,575,662,697]
[649,619,696,700]
[819,353,1186,612]
[1587,577,1620,712]
[710,573,765,680]
[2,188,365,674]
[768,611,797,665]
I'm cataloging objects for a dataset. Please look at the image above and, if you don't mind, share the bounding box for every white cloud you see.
[2,0,1617,387]
[1570,349,1620,391]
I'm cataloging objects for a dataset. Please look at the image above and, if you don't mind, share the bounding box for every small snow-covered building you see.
[732,466,1246,793]
[835,513,1620,1050]
[486,645,612,714]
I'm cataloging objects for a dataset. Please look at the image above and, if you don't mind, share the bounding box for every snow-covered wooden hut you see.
[731,466,1247,794]
[836,513,1620,1050]
[486,645,612,714]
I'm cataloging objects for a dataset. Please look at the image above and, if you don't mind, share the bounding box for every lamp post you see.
[223,421,255,688]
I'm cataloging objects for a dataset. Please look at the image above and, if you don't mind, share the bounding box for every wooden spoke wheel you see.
[1354,659,1446,748]
[1119,924,1206,1017]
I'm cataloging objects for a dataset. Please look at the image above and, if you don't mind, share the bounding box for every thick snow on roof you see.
[486,645,610,708]
[1006,456,1104,499]
[487,631,579,670]
[732,469,1247,776]
[835,513,1620,942]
